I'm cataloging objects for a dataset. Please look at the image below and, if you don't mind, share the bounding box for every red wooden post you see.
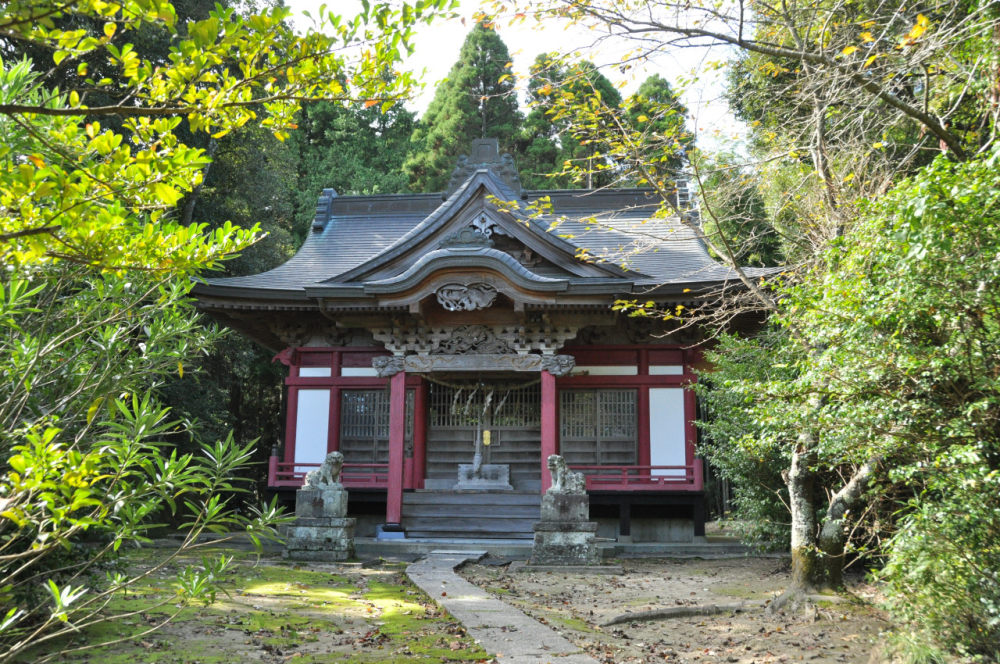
[637,387,650,467]
[413,379,428,489]
[284,386,299,468]
[540,369,557,493]
[328,387,341,452]
[684,384,698,483]
[385,370,407,526]
[267,453,278,487]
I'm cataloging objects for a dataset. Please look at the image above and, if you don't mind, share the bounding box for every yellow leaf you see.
[861,32,875,43]
[864,55,878,69]
[637,114,649,123]
[86,397,104,425]
[177,361,184,378]
[27,154,45,168]
[103,22,116,38]
[842,45,858,56]
[903,14,929,45]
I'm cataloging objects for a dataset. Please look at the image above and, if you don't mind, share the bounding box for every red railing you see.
[268,457,702,492]
[570,458,704,492]
[268,457,389,489]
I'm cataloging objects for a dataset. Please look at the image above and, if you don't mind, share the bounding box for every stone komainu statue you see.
[546,454,586,495]
[305,451,344,488]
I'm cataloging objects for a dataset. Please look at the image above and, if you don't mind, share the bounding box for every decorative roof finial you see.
[444,138,523,199]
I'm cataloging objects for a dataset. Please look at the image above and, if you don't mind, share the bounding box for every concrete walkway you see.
[407,551,599,664]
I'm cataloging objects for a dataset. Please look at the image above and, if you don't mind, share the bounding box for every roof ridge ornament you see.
[444,138,523,199]
[311,188,337,232]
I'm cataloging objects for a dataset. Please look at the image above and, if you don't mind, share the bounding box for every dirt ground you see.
[461,556,890,664]
[28,548,890,664]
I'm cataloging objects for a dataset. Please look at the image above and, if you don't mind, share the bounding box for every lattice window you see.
[339,389,413,464]
[559,389,637,466]
[428,383,540,429]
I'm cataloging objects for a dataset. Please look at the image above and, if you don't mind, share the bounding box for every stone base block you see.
[529,521,599,566]
[295,487,348,518]
[288,517,355,530]
[540,493,590,522]
[454,464,513,491]
[284,548,354,562]
[283,517,355,561]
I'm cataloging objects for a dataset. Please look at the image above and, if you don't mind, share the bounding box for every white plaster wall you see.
[294,389,330,471]
[649,387,686,477]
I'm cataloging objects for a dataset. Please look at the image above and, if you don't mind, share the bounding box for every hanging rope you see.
[416,372,541,392]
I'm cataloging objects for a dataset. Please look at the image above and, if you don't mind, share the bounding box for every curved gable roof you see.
[195,145,779,302]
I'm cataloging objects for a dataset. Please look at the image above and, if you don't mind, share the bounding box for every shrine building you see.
[193,139,770,542]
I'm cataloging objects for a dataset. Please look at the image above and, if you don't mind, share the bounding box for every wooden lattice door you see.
[425,383,541,490]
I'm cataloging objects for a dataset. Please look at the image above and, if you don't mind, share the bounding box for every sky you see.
[284,1,747,151]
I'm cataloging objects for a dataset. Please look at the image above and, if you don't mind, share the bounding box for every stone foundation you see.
[284,482,356,561]
[528,458,600,567]
[530,521,599,566]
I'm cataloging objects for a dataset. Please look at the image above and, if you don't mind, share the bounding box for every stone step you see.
[405,527,535,540]
[354,538,764,559]
[401,522,536,536]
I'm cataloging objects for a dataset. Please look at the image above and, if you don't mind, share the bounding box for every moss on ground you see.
[18,550,490,664]
[709,583,773,600]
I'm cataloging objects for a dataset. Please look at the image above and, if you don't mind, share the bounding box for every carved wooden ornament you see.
[435,283,499,311]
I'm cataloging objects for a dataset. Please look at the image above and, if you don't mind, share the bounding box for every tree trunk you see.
[786,441,880,592]
[786,438,823,591]
[816,457,880,589]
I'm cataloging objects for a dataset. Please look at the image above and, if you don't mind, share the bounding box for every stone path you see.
[407,551,599,664]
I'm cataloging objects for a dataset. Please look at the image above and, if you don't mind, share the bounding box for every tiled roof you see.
[200,182,776,296]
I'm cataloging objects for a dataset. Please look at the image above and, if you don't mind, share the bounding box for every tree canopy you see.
[490,0,1000,656]
[404,20,522,192]
[0,0,452,659]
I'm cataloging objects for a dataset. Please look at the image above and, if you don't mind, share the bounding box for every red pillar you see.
[385,370,407,527]
[412,379,428,489]
[637,388,651,468]
[284,387,299,468]
[540,369,558,493]
[328,387,341,453]
[684,384,698,480]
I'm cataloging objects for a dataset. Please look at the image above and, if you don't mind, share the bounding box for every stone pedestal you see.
[529,492,599,566]
[540,492,589,522]
[284,485,356,561]
[454,463,513,491]
[524,454,623,570]
[530,519,599,565]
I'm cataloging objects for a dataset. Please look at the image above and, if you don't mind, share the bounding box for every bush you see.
[880,451,1000,660]
[0,275,286,663]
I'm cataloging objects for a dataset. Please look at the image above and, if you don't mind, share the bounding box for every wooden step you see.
[404,491,540,506]
[401,491,540,539]
[402,505,540,519]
